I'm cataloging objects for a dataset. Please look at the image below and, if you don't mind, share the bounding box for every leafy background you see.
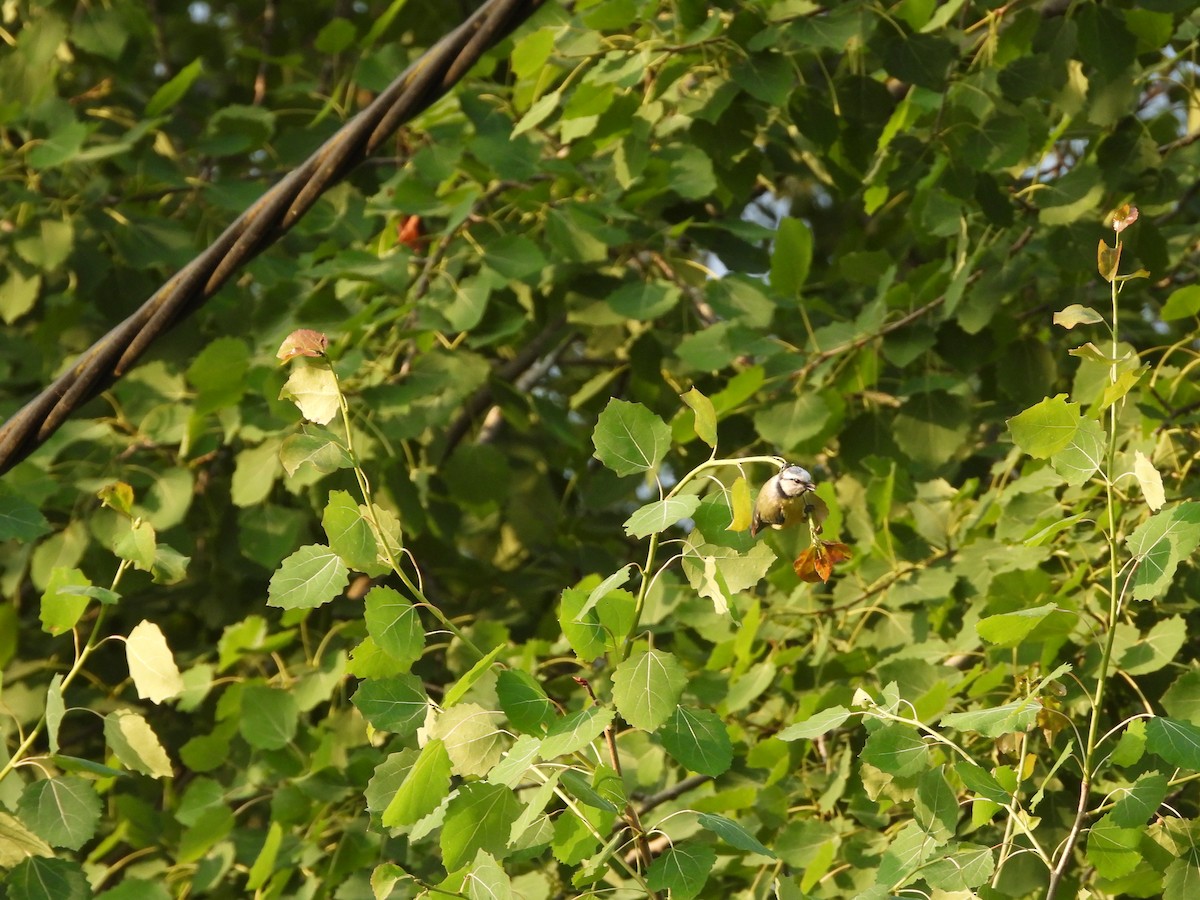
[3,0,1200,897]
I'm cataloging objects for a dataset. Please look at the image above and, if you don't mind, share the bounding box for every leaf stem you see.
[1046,226,1126,899]
[0,561,130,785]
[328,362,485,661]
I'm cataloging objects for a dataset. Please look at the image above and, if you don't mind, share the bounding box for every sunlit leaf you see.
[681,387,718,448]
[266,544,349,609]
[592,399,672,476]
[612,649,686,731]
[1008,395,1083,459]
[125,620,185,703]
[1053,304,1105,329]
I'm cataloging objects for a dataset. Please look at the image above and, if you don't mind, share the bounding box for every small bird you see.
[751,465,820,537]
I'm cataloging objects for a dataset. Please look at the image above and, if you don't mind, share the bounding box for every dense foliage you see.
[4,0,1200,897]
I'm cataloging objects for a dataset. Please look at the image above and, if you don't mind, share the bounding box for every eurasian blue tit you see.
[751,465,820,537]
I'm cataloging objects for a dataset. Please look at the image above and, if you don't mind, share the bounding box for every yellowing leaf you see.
[126,620,185,703]
[681,387,718,447]
[728,476,752,533]
[279,363,340,424]
[1053,304,1104,329]
[1134,451,1165,511]
[1097,239,1121,282]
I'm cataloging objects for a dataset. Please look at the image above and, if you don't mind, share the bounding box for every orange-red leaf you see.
[397,215,425,252]
[277,329,329,364]
[1112,204,1138,234]
[792,541,853,583]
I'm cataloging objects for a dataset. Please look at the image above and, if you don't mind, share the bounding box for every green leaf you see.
[323,490,388,576]
[239,684,298,750]
[777,706,852,741]
[351,674,428,737]
[186,336,249,414]
[592,399,672,476]
[682,542,775,597]
[247,821,283,890]
[623,496,701,538]
[1050,417,1105,485]
[113,518,156,571]
[17,777,101,851]
[659,706,733,776]
[646,842,716,900]
[753,392,833,451]
[560,769,619,813]
[382,739,452,828]
[1165,855,1200,899]
[1007,395,1083,459]
[442,642,506,707]
[0,811,53,868]
[314,17,356,53]
[125,619,185,703]
[770,217,813,296]
[696,813,776,858]
[860,723,929,776]
[1163,671,1200,724]
[266,544,349,609]
[487,734,542,788]
[1120,616,1187,676]
[1160,284,1200,321]
[496,669,557,735]
[941,701,1041,738]
[1146,716,1200,769]
[0,268,42,324]
[429,703,504,777]
[560,580,636,660]
[612,649,686,731]
[1111,720,1148,768]
[914,768,958,842]
[485,234,546,281]
[733,51,794,105]
[2,856,90,900]
[663,144,717,199]
[1086,814,1142,879]
[892,390,969,468]
[145,57,204,117]
[1109,772,1169,827]
[541,706,614,759]
[232,440,283,506]
[919,842,995,891]
[607,281,681,320]
[104,709,173,778]
[364,586,424,669]
[580,565,634,619]
[39,567,92,636]
[680,387,718,447]
[44,675,64,754]
[507,769,560,846]
[279,431,353,478]
[465,851,513,899]
[1126,502,1200,601]
[0,486,51,541]
[512,89,561,136]
[877,820,938,885]
[976,603,1058,647]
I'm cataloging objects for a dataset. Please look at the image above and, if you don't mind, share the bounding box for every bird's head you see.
[777,465,816,498]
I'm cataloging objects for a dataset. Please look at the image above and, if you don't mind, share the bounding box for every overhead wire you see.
[0,0,548,476]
